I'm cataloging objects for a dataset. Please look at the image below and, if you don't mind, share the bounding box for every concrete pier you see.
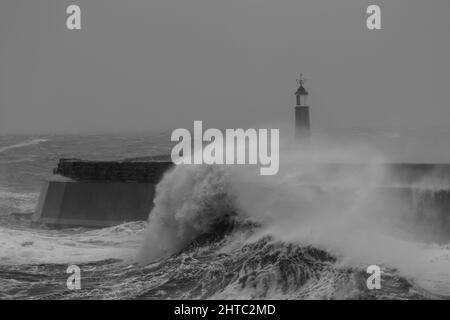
[33,158,173,227]
[33,180,159,227]
[32,158,450,238]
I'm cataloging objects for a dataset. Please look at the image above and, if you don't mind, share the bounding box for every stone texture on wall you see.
[54,158,173,182]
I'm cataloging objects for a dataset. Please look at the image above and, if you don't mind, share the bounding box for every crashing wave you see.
[137,147,450,299]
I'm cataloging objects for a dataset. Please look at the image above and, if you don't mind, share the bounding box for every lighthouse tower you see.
[294,74,310,142]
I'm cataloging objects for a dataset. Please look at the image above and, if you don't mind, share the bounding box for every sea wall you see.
[33,158,174,227]
[359,187,450,243]
[33,160,450,234]
[32,180,162,227]
[33,181,162,227]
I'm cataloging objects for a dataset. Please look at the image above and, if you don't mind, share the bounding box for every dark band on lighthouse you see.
[295,74,310,141]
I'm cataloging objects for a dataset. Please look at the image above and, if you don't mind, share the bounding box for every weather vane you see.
[296,74,306,87]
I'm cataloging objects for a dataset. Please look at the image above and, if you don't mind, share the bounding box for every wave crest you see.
[138,147,450,296]
[0,138,48,154]
[139,165,236,263]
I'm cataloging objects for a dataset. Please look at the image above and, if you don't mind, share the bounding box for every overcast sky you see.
[0,0,449,134]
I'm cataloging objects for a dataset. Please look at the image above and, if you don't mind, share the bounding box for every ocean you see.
[0,132,449,299]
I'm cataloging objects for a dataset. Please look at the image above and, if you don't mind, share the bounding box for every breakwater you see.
[33,159,450,237]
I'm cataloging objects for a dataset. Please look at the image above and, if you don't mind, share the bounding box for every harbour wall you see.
[33,180,159,227]
[33,158,173,227]
[32,160,450,238]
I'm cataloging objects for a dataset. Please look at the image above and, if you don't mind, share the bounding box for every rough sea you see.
[0,132,449,300]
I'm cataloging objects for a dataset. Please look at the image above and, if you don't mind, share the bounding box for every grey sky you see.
[0,0,449,134]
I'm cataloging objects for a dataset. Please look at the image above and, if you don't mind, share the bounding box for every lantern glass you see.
[300,95,307,106]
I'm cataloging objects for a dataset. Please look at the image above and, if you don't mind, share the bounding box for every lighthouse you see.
[294,74,310,142]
